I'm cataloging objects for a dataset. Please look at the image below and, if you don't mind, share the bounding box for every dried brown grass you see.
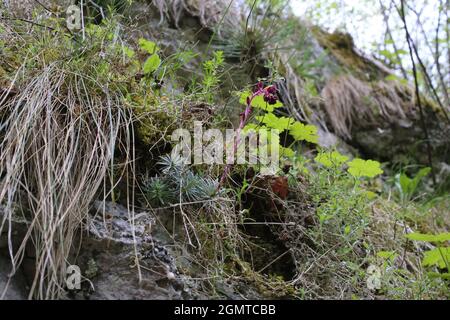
[152,0,240,30]
[0,63,134,299]
[321,75,415,138]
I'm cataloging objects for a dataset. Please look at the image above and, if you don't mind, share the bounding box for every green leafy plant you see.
[288,121,319,144]
[255,113,293,131]
[139,38,161,75]
[148,154,219,205]
[314,150,382,180]
[377,250,398,263]
[142,175,174,206]
[395,167,431,202]
[240,91,283,112]
[406,232,450,277]
[239,84,319,168]
[200,50,224,103]
[315,151,349,168]
[347,158,383,178]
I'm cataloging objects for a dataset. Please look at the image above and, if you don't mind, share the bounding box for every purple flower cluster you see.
[255,82,279,105]
[219,81,279,187]
[263,85,278,105]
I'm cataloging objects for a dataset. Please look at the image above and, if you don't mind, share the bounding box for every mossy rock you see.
[311,27,388,81]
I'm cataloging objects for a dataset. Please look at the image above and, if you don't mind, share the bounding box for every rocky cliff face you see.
[1,0,448,300]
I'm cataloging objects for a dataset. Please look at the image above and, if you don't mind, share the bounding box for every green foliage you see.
[240,91,283,112]
[378,48,407,66]
[122,46,135,58]
[142,176,174,206]
[241,90,319,143]
[315,151,349,168]
[139,38,161,75]
[385,74,408,85]
[143,54,162,74]
[144,154,218,205]
[165,50,198,76]
[406,232,450,273]
[214,0,291,66]
[239,87,319,167]
[84,0,133,19]
[138,38,159,54]
[3,5,448,301]
[280,146,295,158]
[288,122,319,144]
[255,113,293,132]
[200,51,224,103]
[406,232,450,243]
[303,154,374,292]
[347,158,383,178]
[422,248,450,269]
[314,150,382,181]
[395,167,431,202]
[376,250,398,262]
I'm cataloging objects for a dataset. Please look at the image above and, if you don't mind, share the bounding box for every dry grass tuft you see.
[151,0,240,30]
[0,64,134,299]
[321,75,373,138]
[0,13,142,298]
[321,75,415,138]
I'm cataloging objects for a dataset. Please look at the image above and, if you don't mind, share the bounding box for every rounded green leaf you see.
[347,158,383,178]
[138,38,159,54]
[143,54,161,74]
[288,121,318,144]
[315,151,349,168]
[256,113,293,132]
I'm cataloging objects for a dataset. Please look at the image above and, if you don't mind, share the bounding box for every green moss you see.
[311,27,385,81]
[131,96,178,146]
[0,65,8,88]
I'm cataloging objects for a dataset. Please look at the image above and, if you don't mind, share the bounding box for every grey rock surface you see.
[71,201,191,300]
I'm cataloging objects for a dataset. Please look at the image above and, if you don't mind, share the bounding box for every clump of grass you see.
[152,0,240,30]
[139,156,248,288]
[0,15,149,299]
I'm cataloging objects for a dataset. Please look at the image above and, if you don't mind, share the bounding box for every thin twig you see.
[397,0,437,186]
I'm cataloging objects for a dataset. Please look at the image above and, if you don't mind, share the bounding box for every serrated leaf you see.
[138,38,159,54]
[315,151,349,168]
[406,232,450,243]
[280,147,295,158]
[242,123,266,133]
[288,121,318,144]
[347,158,383,178]
[143,54,161,74]
[256,113,293,132]
[239,92,283,112]
[422,248,450,269]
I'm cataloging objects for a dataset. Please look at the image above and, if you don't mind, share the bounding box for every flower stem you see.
[218,89,263,187]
